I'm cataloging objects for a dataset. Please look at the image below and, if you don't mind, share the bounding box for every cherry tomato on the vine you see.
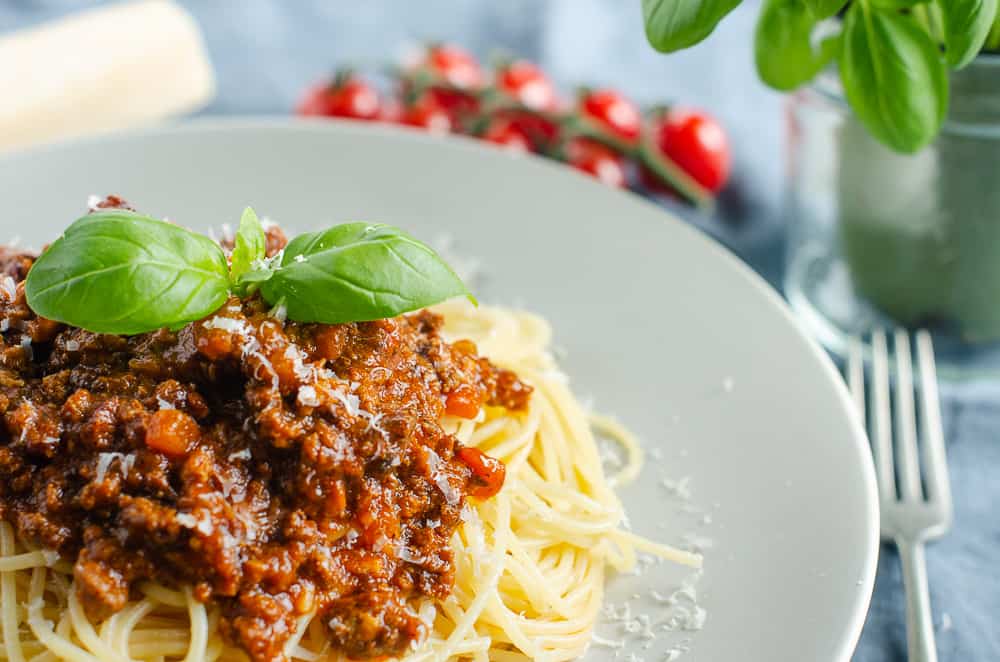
[482,118,533,152]
[492,110,561,151]
[424,87,480,126]
[421,44,485,89]
[650,107,730,193]
[580,88,641,144]
[296,75,381,120]
[496,60,560,112]
[565,137,626,188]
[401,94,454,134]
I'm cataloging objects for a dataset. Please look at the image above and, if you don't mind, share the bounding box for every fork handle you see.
[898,539,938,662]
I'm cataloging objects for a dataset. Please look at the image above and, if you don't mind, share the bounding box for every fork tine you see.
[915,330,951,509]
[893,329,923,502]
[870,329,897,502]
[846,336,866,420]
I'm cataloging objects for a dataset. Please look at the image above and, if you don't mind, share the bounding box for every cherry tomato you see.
[496,60,560,111]
[482,118,532,152]
[492,109,561,151]
[296,76,381,120]
[580,88,641,144]
[422,44,484,89]
[565,137,626,188]
[425,86,480,126]
[651,107,730,193]
[401,94,453,134]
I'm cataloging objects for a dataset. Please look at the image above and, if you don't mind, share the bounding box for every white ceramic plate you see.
[0,120,878,662]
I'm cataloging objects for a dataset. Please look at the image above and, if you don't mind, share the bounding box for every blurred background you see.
[0,0,785,283]
[2,1,998,660]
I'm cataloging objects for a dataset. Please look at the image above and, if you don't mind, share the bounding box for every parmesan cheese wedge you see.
[0,0,215,152]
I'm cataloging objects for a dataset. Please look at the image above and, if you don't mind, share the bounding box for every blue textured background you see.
[2,2,998,660]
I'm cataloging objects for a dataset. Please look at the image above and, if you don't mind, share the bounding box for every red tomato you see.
[497,60,560,111]
[145,410,199,457]
[425,86,480,125]
[296,77,381,120]
[565,137,626,188]
[401,95,454,134]
[652,107,730,193]
[493,110,561,150]
[580,89,641,144]
[482,118,532,152]
[456,445,506,499]
[423,44,484,89]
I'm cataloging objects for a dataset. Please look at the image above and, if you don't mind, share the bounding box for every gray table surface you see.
[2,2,998,660]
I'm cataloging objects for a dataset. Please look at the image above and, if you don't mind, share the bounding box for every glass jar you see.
[784,56,1000,382]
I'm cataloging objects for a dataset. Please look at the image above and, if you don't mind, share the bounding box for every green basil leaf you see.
[755,0,841,90]
[802,0,848,19]
[25,211,230,335]
[260,223,472,324]
[869,0,927,8]
[230,207,266,290]
[642,0,743,52]
[938,0,998,68]
[238,269,276,286]
[839,4,948,153]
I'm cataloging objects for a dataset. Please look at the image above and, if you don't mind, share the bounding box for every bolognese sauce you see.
[0,201,531,661]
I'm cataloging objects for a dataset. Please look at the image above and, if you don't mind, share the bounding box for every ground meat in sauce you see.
[0,199,532,662]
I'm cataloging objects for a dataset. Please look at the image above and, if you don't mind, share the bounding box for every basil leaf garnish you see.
[24,210,473,335]
[802,0,847,19]
[642,0,743,53]
[755,0,841,91]
[839,4,947,153]
[938,0,998,69]
[25,211,230,335]
[259,223,473,324]
[230,207,266,291]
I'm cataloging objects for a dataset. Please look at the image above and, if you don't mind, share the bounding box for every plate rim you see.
[0,116,880,660]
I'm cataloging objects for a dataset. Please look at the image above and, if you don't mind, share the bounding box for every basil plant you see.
[642,0,1000,153]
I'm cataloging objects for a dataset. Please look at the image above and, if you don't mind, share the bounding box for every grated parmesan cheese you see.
[425,448,460,506]
[175,513,198,528]
[42,549,60,566]
[94,452,135,483]
[203,316,249,333]
[297,385,320,407]
[228,448,251,462]
[0,276,16,302]
[590,633,625,650]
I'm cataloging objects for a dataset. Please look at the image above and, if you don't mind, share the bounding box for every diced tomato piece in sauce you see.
[145,410,199,457]
[456,446,506,499]
[445,384,482,419]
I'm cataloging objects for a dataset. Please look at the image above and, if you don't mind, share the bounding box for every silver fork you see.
[847,329,952,662]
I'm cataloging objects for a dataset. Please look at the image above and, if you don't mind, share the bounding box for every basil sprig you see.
[642,0,1000,153]
[260,223,473,324]
[229,207,267,292]
[25,209,472,335]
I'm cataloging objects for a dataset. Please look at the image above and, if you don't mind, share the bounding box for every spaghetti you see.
[0,301,700,662]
